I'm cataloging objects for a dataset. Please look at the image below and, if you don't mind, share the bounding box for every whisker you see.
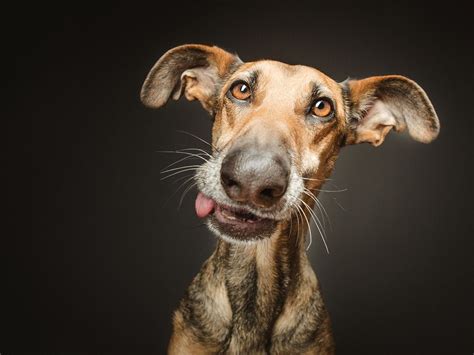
[161,155,197,172]
[302,177,347,193]
[156,149,208,163]
[291,202,303,249]
[288,202,297,241]
[161,164,201,174]
[313,188,348,193]
[303,189,324,224]
[288,212,293,239]
[300,196,326,235]
[176,130,219,151]
[302,177,332,182]
[300,198,330,254]
[294,201,311,250]
[155,149,208,159]
[333,197,347,212]
[179,147,212,158]
[295,203,313,251]
[156,149,207,156]
[178,181,198,210]
[303,188,332,231]
[171,173,196,184]
[162,174,196,207]
[161,167,199,180]
[314,196,332,231]
[314,188,347,193]
[314,195,330,223]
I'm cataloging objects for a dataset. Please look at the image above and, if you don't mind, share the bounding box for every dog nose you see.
[220,148,289,208]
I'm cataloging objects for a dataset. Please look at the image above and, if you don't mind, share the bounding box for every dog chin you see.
[206,216,277,243]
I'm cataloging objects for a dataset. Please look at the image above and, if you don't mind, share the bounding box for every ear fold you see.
[140,44,242,113]
[343,75,440,146]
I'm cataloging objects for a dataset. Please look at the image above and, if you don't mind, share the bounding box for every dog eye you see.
[310,99,332,118]
[230,82,251,101]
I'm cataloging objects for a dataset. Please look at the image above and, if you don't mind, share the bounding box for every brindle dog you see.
[140,44,440,354]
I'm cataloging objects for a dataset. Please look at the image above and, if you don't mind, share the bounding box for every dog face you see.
[141,44,439,243]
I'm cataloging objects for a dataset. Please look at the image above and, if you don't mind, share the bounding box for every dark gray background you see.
[6,1,473,354]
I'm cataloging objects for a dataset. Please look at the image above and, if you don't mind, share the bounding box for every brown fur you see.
[140,44,440,354]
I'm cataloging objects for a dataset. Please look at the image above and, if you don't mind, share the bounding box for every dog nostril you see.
[221,171,245,201]
[227,179,238,188]
[221,173,238,188]
[258,184,286,202]
[260,188,275,199]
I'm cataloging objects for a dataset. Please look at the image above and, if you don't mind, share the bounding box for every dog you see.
[140,44,440,354]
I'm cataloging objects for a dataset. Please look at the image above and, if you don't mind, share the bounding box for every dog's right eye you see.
[229,81,251,101]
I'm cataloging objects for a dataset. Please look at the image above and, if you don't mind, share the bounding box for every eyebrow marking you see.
[239,69,261,104]
[305,82,335,111]
[310,82,332,100]
[248,70,260,93]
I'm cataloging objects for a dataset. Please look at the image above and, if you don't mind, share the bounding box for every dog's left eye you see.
[229,81,251,101]
[310,99,333,118]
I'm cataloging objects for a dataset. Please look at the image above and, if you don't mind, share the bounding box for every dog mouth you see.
[195,192,277,241]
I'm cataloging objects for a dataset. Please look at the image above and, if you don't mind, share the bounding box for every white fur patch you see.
[301,148,320,174]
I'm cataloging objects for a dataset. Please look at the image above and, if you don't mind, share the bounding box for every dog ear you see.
[140,44,242,113]
[343,75,440,146]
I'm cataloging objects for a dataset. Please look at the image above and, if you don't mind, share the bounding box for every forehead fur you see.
[223,60,346,120]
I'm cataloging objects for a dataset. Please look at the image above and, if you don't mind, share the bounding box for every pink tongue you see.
[195,192,216,218]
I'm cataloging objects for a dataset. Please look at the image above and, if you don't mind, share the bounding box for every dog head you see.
[141,44,439,243]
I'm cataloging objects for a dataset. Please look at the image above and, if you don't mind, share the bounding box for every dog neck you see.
[172,192,334,353]
[209,197,328,352]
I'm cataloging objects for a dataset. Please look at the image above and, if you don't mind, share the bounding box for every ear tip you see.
[418,133,439,143]
[415,119,441,143]
[139,87,153,107]
[139,95,153,108]
[140,92,165,109]
[140,81,168,109]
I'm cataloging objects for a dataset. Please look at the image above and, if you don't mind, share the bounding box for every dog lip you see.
[213,202,277,236]
[211,195,278,221]
[215,203,272,224]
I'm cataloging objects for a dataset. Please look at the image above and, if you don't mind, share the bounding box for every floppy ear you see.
[343,75,440,146]
[140,44,242,113]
